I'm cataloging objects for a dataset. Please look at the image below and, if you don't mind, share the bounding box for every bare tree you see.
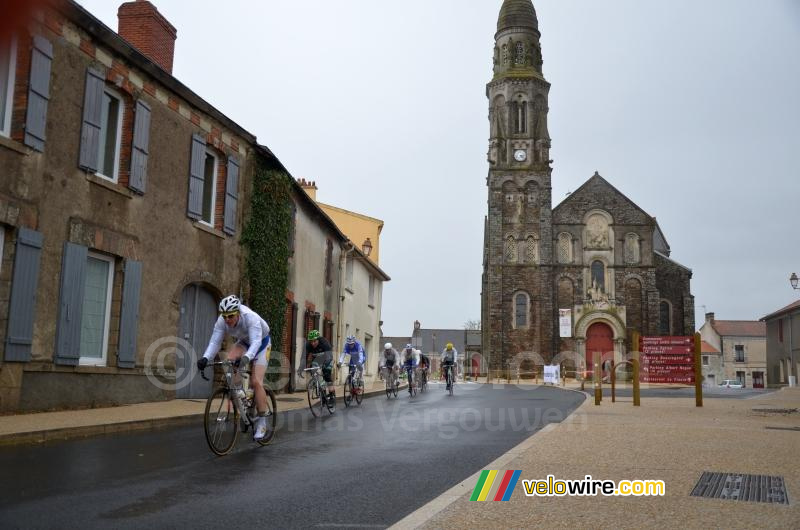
[463,319,481,331]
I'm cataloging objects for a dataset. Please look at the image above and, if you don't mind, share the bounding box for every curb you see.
[0,384,400,447]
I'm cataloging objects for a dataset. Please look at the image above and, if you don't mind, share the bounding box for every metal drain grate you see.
[765,426,800,432]
[690,472,789,505]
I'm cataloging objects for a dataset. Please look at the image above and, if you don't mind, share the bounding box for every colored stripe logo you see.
[470,470,522,501]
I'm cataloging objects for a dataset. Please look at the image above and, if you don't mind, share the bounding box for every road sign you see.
[640,336,697,384]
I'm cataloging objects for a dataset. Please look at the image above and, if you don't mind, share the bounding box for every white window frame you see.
[0,36,17,138]
[200,149,218,227]
[95,86,124,182]
[512,291,529,330]
[79,252,115,366]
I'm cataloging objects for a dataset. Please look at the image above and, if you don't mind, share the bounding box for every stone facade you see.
[481,1,694,372]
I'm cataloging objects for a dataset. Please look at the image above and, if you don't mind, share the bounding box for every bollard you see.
[594,361,602,405]
[611,360,616,403]
[694,332,703,407]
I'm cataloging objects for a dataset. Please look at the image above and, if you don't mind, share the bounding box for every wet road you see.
[0,383,584,529]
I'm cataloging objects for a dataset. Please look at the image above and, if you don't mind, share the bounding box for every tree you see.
[463,319,481,331]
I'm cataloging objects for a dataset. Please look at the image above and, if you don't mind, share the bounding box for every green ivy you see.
[241,154,291,371]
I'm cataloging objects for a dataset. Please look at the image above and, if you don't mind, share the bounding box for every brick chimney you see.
[705,312,715,325]
[297,178,317,201]
[118,1,177,74]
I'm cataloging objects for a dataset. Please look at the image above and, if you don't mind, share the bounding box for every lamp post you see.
[362,238,373,258]
[790,272,798,290]
[789,273,798,386]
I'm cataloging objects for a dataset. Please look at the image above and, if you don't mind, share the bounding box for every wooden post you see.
[632,331,641,407]
[611,360,616,403]
[695,332,703,407]
[594,360,602,405]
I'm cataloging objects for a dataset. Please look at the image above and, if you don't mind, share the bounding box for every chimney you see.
[705,312,715,324]
[297,178,317,201]
[118,1,177,74]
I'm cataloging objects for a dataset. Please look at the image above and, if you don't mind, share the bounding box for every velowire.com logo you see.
[469,470,522,502]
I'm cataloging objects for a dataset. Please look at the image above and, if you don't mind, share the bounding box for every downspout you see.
[336,241,355,378]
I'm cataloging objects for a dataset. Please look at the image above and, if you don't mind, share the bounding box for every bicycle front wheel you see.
[204,387,239,456]
[256,387,278,446]
[307,380,323,418]
[344,376,353,407]
[355,377,364,405]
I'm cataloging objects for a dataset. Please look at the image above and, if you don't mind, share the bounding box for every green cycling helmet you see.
[307,329,321,341]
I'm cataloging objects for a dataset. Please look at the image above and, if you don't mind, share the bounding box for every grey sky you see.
[76,0,800,336]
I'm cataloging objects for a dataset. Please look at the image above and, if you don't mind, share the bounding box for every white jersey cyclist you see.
[201,303,271,366]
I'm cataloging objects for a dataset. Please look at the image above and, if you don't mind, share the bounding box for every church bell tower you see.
[482,0,555,369]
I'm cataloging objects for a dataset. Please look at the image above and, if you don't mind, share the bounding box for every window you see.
[702,355,709,366]
[734,345,745,363]
[345,257,354,291]
[325,239,333,286]
[200,150,218,225]
[514,292,528,328]
[659,301,671,335]
[779,319,783,342]
[591,260,605,291]
[505,236,517,263]
[557,233,572,264]
[525,236,538,264]
[79,253,114,365]
[624,233,640,264]
[96,88,124,181]
[736,371,746,387]
[510,100,527,134]
[0,36,16,137]
[515,42,525,66]
[501,44,508,65]
[368,275,375,307]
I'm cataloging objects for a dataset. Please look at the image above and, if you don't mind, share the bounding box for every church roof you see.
[553,171,653,224]
[497,0,538,34]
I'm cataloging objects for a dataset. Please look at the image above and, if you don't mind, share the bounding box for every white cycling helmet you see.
[218,295,241,314]
[384,342,392,350]
[346,335,356,345]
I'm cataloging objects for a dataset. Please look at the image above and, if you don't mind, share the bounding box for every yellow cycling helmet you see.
[446,342,454,349]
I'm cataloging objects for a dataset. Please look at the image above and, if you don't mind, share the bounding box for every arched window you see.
[525,236,538,264]
[505,236,517,263]
[624,233,640,264]
[515,292,529,328]
[659,301,672,335]
[557,233,571,263]
[501,44,509,66]
[557,233,572,264]
[591,260,605,291]
[515,42,525,66]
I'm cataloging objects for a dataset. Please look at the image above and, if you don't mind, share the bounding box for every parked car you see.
[719,379,743,389]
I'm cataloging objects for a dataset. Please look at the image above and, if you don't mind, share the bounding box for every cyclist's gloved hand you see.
[197,357,208,371]
[237,355,251,370]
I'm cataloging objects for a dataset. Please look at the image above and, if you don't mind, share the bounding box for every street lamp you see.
[362,238,373,258]
[790,272,798,290]
[789,273,798,387]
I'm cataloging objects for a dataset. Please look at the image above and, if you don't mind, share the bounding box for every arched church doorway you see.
[586,322,613,374]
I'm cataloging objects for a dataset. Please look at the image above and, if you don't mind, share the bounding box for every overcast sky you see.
[77,0,800,336]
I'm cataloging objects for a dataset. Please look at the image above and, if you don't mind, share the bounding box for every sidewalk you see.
[0,379,395,446]
[394,387,800,530]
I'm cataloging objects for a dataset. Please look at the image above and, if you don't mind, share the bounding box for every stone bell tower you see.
[482,0,555,370]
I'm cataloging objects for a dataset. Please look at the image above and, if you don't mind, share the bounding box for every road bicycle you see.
[443,364,455,396]
[304,366,336,417]
[383,366,398,399]
[200,359,277,456]
[417,367,428,393]
[342,364,364,407]
[404,364,417,397]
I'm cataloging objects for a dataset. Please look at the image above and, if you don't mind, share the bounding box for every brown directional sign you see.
[640,336,697,384]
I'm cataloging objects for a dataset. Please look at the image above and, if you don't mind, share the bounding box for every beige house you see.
[699,312,767,388]
[700,340,722,387]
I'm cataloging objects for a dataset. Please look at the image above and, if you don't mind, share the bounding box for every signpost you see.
[639,333,702,407]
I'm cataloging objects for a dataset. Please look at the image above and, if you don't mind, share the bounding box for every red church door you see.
[586,322,614,375]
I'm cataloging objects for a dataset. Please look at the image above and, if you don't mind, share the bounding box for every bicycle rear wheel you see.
[448,372,454,396]
[307,379,323,417]
[256,387,278,446]
[204,387,239,456]
[392,375,398,398]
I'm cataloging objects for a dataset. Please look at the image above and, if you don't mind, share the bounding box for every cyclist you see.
[305,329,336,403]
[196,295,272,441]
[441,342,458,390]
[379,342,399,388]
[418,350,430,388]
[338,335,365,390]
[400,344,418,394]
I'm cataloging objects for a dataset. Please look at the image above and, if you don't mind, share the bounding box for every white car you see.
[719,379,743,389]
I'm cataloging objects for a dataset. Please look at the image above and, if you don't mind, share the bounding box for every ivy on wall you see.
[241,154,292,364]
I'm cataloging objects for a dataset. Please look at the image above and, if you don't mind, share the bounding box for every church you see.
[480,0,695,373]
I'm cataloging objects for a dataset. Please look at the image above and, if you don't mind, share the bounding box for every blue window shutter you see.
[4,228,43,362]
[223,156,239,235]
[117,260,142,368]
[23,36,53,152]
[129,100,151,194]
[187,133,206,219]
[55,242,87,366]
[78,68,105,172]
